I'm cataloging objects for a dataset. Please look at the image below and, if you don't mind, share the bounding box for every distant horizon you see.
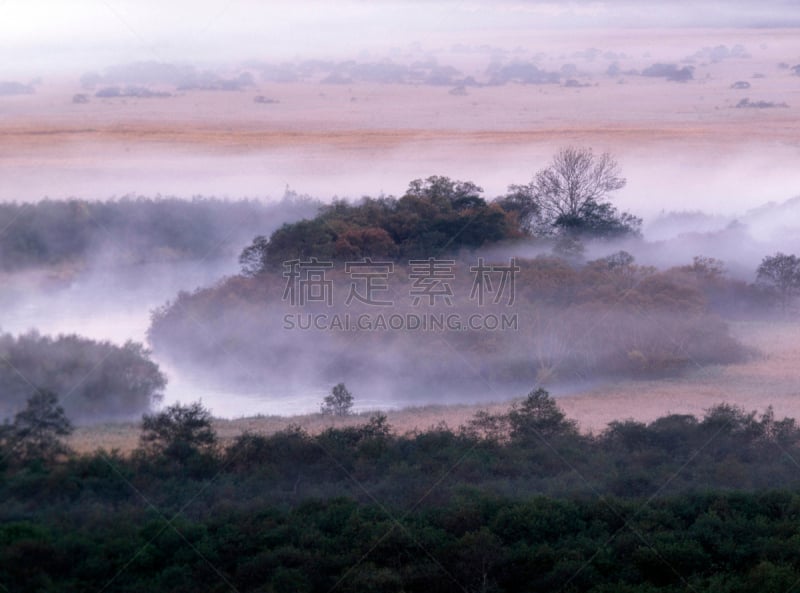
[2,1,800,76]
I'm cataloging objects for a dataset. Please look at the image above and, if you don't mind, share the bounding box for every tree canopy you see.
[240,176,514,273]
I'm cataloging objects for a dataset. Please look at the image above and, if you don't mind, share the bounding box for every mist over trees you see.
[0,194,319,272]
[2,156,796,422]
[0,332,166,423]
[151,249,752,400]
[152,151,799,400]
[756,252,800,313]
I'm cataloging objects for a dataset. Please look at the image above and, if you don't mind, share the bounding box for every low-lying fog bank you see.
[2,186,799,420]
[1,24,798,422]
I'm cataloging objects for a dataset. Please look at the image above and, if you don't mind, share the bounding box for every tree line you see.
[0,331,165,423]
[0,194,318,271]
[4,390,800,590]
[8,387,800,500]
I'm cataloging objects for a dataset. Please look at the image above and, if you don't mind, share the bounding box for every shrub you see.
[139,401,216,462]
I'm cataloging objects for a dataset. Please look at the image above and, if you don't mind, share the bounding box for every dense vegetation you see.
[240,151,642,275]
[0,195,318,271]
[8,491,800,592]
[0,331,165,422]
[240,176,520,273]
[4,393,800,591]
[149,252,752,395]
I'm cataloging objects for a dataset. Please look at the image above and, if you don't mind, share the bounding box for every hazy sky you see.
[2,0,798,75]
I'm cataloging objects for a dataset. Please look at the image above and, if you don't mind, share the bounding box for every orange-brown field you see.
[3,28,800,213]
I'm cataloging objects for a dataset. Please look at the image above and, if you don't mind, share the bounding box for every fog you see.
[3,181,796,419]
[1,1,799,419]
[3,1,800,76]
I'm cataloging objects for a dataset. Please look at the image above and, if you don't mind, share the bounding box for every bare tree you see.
[535,147,625,217]
[510,147,638,238]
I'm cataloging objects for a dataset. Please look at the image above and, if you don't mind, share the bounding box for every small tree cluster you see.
[464,387,576,442]
[139,401,217,462]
